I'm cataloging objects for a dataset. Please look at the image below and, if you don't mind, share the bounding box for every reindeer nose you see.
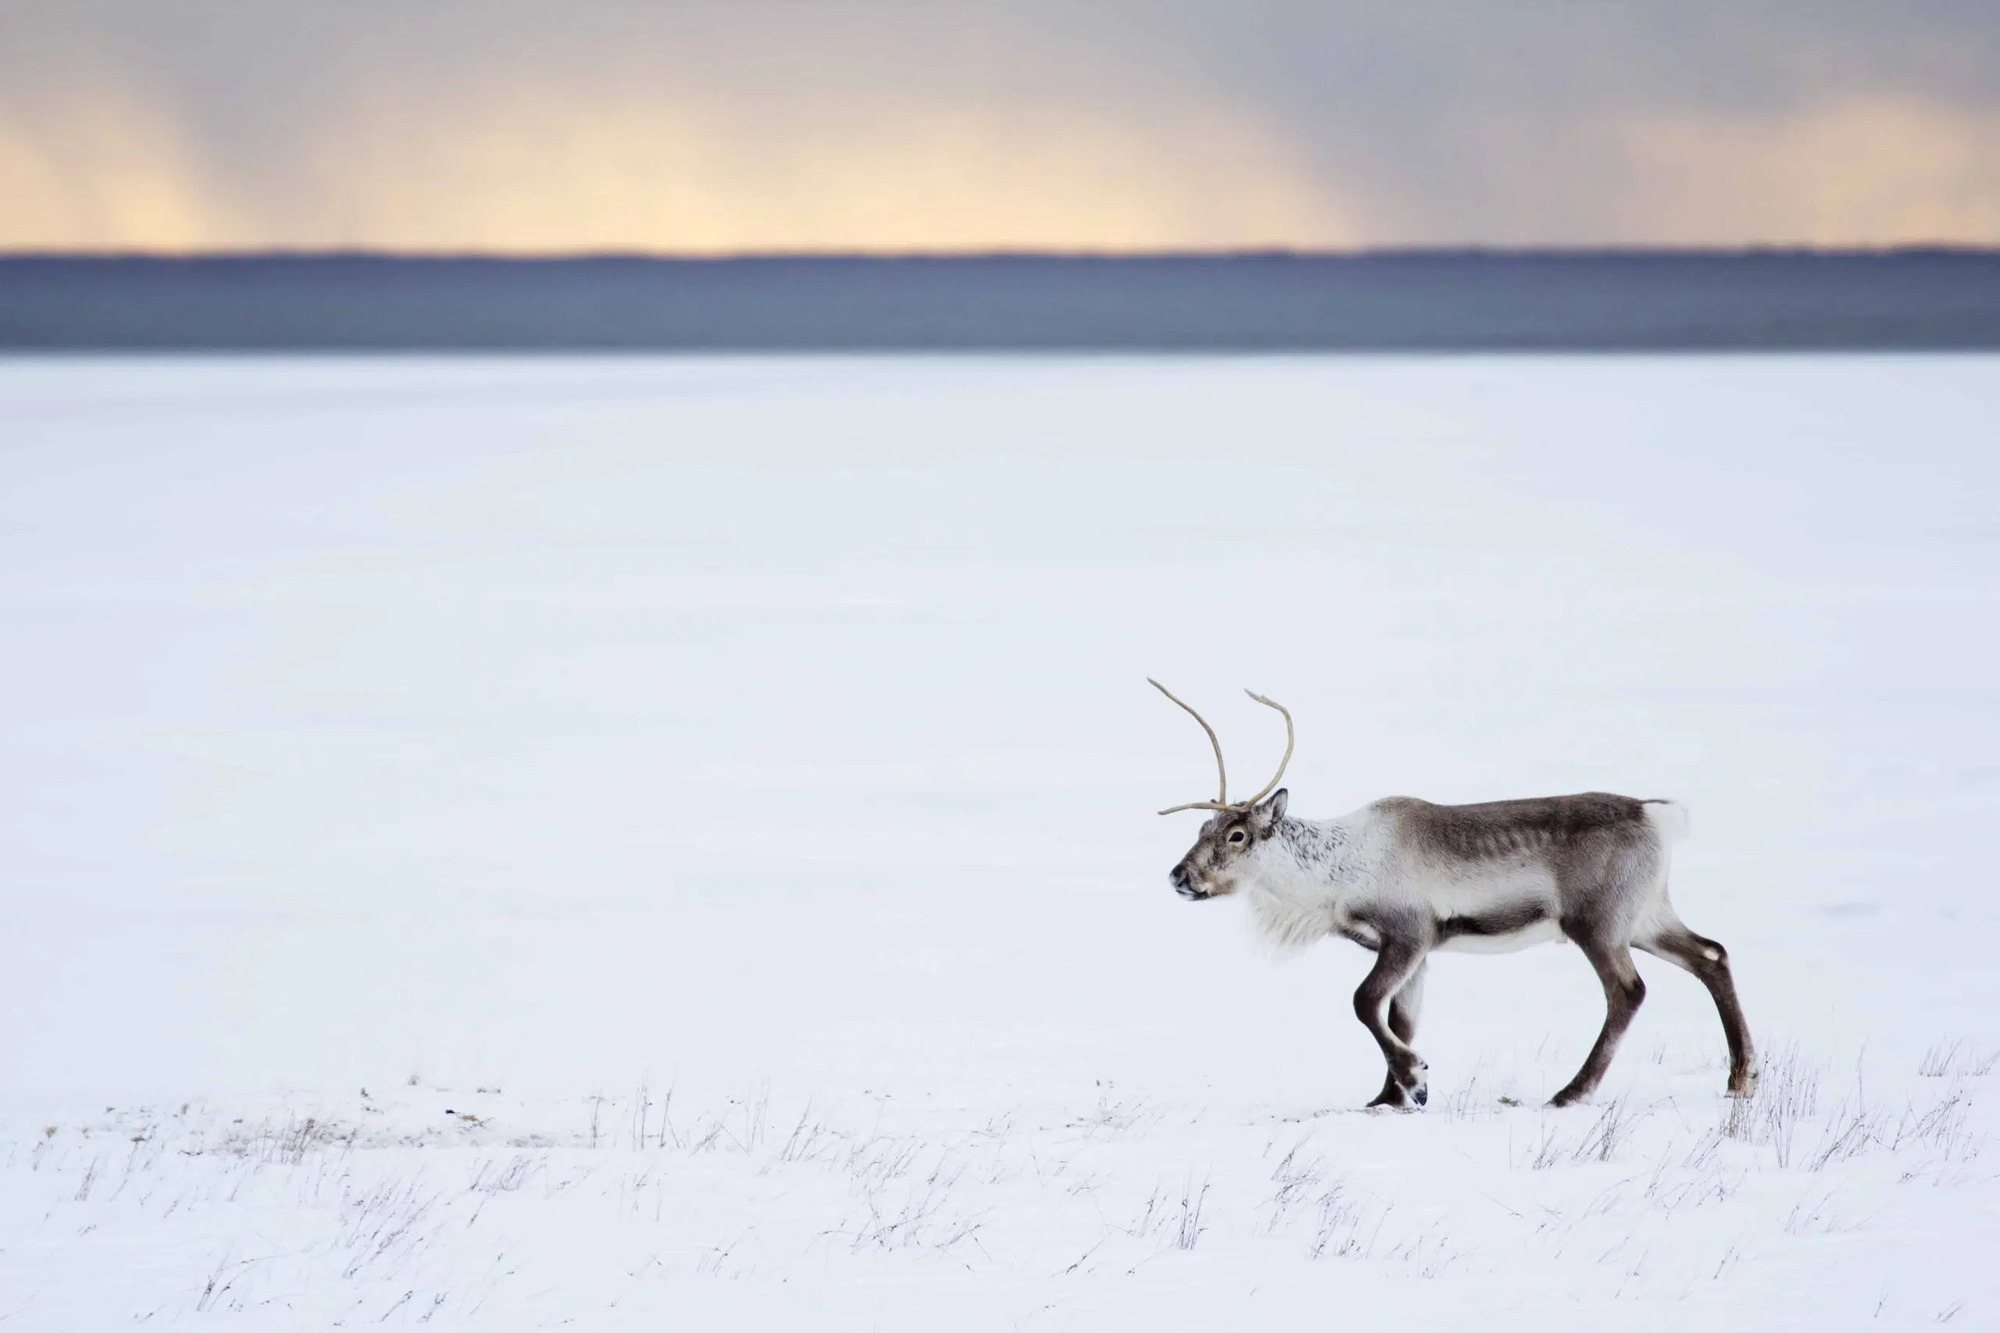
[1170,866,1200,899]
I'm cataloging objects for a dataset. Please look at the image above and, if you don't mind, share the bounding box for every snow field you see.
[1,355,1997,1327]
[4,1043,1992,1327]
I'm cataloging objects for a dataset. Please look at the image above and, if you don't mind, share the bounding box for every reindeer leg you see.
[1369,958,1430,1107]
[1637,922,1757,1097]
[1356,939,1430,1109]
[1389,958,1427,1045]
[1550,938,1645,1108]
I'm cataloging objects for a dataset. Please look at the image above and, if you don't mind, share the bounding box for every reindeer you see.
[1150,680,1757,1110]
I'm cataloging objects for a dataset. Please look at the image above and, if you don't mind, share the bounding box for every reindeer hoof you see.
[1548,1087,1587,1108]
[1367,1085,1420,1111]
[1368,1058,1430,1111]
[1366,1081,1427,1111]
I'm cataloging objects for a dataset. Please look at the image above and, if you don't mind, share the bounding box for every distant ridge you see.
[4,251,1998,351]
[10,245,1997,259]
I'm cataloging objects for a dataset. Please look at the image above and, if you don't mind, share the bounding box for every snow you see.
[1,355,1996,1328]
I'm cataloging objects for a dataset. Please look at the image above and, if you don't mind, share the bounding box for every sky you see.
[2,1,1997,253]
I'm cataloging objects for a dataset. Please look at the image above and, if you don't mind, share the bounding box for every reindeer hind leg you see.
[1636,919,1757,1097]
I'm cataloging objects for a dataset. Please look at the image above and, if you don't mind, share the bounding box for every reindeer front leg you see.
[1355,937,1431,1109]
[1549,938,1646,1108]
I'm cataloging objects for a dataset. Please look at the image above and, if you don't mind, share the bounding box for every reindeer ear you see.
[1258,788,1288,822]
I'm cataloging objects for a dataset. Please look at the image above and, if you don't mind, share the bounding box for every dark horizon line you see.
[10,245,1996,351]
[8,244,2000,263]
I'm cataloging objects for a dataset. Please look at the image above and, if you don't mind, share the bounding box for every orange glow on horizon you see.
[3,80,1997,253]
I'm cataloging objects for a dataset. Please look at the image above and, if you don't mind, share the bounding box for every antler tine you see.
[1148,677,1228,810]
[1156,800,1238,816]
[1235,690,1294,808]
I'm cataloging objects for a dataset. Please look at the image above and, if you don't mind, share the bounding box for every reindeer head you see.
[1150,679,1293,901]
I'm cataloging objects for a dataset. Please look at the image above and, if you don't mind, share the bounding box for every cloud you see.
[0,77,1360,251]
[0,90,246,249]
[2,1,1997,250]
[293,81,1362,252]
[1613,99,2000,246]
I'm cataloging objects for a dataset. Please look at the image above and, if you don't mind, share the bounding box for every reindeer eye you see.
[1227,829,1247,845]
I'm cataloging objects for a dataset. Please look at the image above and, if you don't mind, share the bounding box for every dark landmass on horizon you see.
[4,251,1997,351]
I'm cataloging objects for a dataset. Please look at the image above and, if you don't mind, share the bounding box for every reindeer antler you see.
[1235,691,1294,807]
[1149,680,1294,816]
[1149,678,1229,813]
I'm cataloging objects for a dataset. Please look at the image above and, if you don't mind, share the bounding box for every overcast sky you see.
[3,0,1997,251]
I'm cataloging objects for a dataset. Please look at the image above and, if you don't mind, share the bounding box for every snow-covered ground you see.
[2,355,1996,1328]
